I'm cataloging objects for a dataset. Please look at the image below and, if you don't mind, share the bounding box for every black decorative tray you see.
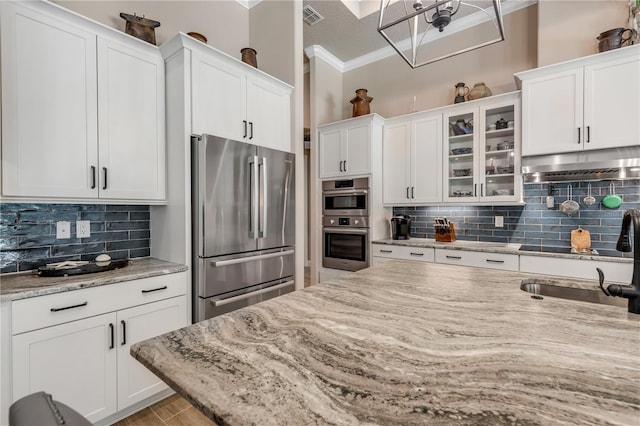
[38,259,129,277]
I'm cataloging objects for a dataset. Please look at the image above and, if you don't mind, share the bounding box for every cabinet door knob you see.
[586,126,590,143]
[243,120,247,138]
[577,127,581,144]
[343,160,347,172]
[249,122,254,140]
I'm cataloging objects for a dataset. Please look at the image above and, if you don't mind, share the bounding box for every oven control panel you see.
[322,216,368,228]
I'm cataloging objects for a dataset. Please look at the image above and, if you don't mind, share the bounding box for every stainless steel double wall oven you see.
[322,177,370,271]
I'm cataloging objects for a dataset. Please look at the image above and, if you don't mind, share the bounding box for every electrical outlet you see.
[77,220,91,238]
[56,221,71,239]
[495,216,504,228]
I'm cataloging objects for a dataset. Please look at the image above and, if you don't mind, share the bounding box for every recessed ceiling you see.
[304,0,532,64]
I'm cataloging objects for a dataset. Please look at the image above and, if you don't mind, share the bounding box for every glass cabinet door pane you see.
[483,105,515,198]
[446,112,475,199]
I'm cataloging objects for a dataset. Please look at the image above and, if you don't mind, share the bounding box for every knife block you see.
[435,222,456,242]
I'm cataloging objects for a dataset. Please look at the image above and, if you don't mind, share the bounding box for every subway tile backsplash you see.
[0,204,150,274]
[393,179,639,258]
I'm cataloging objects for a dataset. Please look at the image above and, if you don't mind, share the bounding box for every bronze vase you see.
[350,88,373,117]
[241,48,257,68]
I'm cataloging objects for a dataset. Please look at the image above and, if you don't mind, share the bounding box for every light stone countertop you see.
[373,238,633,263]
[0,257,188,302]
[131,261,640,426]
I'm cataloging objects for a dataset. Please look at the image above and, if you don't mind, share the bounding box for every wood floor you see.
[114,394,216,426]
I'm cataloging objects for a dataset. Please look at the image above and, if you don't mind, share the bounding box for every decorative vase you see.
[119,12,160,45]
[467,82,492,100]
[454,82,469,103]
[241,48,257,68]
[350,88,373,117]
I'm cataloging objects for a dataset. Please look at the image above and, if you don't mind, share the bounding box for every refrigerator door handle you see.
[259,156,267,238]
[210,281,294,307]
[248,156,259,239]
[210,249,295,267]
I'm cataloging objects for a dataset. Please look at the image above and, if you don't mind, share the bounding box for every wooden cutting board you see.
[571,227,591,252]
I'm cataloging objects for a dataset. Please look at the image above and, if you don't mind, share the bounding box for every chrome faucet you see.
[597,208,640,314]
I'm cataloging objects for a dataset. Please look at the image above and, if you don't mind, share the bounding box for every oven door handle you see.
[210,250,294,267]
[322,189,368,196]
[211,281,294,307]
[323,227,369,234]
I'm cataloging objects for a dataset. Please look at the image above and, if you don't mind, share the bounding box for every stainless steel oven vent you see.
[522,147,640,183]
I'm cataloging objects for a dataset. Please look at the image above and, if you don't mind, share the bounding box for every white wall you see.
[55,0,249,58]
[341,5,538,119]
[307,55,344,285]
[249,0,295,86]
[537,0,630,66]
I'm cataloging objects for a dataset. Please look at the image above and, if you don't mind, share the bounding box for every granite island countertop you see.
[373,238,633,263]
[0,257,188,302]
[131,261,640,426]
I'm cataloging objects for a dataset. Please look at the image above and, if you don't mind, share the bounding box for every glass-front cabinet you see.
[443,92,521,203]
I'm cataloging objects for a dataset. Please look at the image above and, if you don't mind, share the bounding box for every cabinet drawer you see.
[435,249,519,271]
[372,245,435,262]
[519,255,632,283]
[12,272,187,335]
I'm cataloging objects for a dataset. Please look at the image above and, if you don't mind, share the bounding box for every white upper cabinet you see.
[318,114,383,179]
[517,45,640,156]
[383,111,442,204]
[443,93,522,204]
[191,47,292,152]
[0,1,166,202]
[97,37,166,201]
[0,1,98,199]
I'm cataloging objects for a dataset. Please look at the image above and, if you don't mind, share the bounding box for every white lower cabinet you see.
[116,297,186,409]
[519,255,633,284]
[11,273,187,424]
[435,249,518,271]
[12,313,118,423]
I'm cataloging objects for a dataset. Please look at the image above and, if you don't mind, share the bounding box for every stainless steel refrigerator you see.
[192,134,295,322]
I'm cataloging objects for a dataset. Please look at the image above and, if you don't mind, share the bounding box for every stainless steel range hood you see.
[522,146,640,183]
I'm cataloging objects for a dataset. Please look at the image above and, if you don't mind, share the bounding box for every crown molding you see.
[236,0,263,9]
[317,0,537,72]
[304,45,345,72]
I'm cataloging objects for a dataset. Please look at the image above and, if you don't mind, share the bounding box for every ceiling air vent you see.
[303,5,324,26]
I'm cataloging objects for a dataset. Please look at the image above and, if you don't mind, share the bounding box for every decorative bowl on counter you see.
[496,166,514,174]
[452,168,472,177]
[453,190,473,197]
[450,147,472,155]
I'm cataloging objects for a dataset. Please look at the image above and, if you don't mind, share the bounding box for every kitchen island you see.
[131,261,640,425]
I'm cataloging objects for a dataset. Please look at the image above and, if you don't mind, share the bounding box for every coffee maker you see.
[390,215,411,240]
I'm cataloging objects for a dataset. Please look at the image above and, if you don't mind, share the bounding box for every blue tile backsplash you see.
[0,204,150,274]
[393,179,639,258]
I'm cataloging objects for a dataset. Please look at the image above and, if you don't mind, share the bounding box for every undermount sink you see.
[520,280,627,308]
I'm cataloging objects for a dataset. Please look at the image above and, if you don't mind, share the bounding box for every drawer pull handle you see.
[121,320,127,346]
[141,285,168,294]
[410,252,424,256]
[446,255,462,260]
[109,323,115,349]
[50,302,88,312]
[380,249,393,253]
[486,259,505,264]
